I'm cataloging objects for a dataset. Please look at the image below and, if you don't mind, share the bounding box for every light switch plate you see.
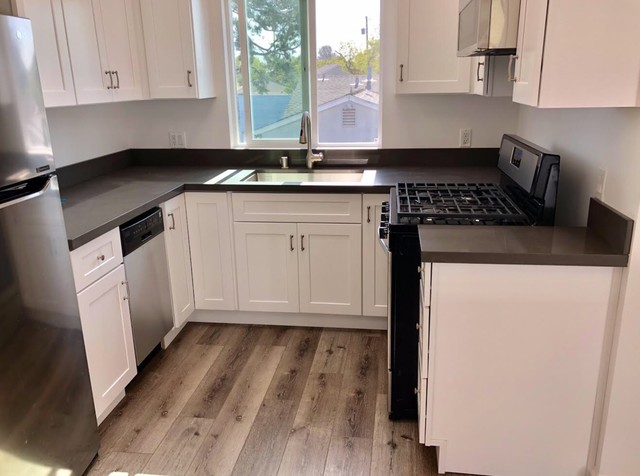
[169,132,187,149]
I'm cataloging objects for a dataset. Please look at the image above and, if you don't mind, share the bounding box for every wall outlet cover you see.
[460,128,472,148]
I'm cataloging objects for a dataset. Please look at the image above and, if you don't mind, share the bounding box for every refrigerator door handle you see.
[0,176,53,210]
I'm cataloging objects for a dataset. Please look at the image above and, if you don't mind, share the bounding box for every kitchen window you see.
[229,0,380,148]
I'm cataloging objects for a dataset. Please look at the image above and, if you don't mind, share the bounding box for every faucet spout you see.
[299,111,323,169]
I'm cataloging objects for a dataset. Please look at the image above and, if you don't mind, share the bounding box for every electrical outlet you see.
[169,132,187,149]
[460,128,472,148]
[595,168,607,200]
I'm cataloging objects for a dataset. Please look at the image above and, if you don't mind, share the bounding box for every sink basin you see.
[222,169,377,185]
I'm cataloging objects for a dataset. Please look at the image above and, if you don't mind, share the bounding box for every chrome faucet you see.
[299,111,323,169]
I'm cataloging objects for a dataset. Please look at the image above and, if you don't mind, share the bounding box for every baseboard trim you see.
[190,309,387,330]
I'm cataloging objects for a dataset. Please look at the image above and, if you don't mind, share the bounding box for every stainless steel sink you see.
[221,169,377,185]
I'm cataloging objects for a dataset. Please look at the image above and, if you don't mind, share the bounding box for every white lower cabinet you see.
[161,194,194,327]
[298,223,362,315]
[186,192,236,310]
[234,222,362,316]
[421,262,617,476]
[362,194,388,317]
[77,264,136,423]
[234,222,299,313]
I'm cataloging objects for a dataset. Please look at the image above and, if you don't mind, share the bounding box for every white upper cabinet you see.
[161,194,195,328]
[396,0,471,94]
[13,0,77,107]
[512,0,640,108]
[63,0,147,104]
[140,0,215,98]
[469,56,513,97]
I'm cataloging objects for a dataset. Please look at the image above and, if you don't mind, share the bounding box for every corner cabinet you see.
[185,192,236,311]
[512,0,640,107]
[62,0,147,104]
[161,194,195,328]
[140,0,215,99]
[396,0,470,94]
[419,262,617,476]
[362,194,388,317]
[13,0,77,107]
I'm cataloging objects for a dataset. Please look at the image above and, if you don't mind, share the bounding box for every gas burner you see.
[395,182,529,224]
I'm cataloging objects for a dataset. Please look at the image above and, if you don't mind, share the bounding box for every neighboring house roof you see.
[283,63,379,119]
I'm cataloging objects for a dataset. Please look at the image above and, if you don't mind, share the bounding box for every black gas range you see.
[380,134,560,420]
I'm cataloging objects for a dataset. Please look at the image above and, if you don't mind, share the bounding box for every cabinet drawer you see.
[232,193,362,223]
[70,228,123,292]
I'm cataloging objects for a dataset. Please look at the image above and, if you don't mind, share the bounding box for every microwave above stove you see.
[458,0,521,57]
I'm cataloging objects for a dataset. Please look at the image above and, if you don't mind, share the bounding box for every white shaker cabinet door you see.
[511,0,548,106]
[234,222,300,313]
[362,194,388,317]
[186,193,237,311]
[77,265,136,422]
[161,194,195,328]
[14,0,77,107]
[93,0,147,102]
[62,0,112,104]
[140,0,197,98]
[298,223,362,316]
[396,0,471,94]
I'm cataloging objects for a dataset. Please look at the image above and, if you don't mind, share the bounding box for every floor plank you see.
[110,343,223,454]
[86,451,151,476]
[332,333,380,439]
[371,393,419,476]
[278,426,332,476]
[324,436,373,476]
[180,326,263,419]
[143,417,213,475]
[310,329,352,374]
[187,344,285,475]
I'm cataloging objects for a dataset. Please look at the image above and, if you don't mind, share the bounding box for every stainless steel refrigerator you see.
[0,14,100,475]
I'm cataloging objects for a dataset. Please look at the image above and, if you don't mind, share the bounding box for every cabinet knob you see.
[417,266,422,274]
[416,323,421,331]
[97,254,105,261]
[414,387,419,395]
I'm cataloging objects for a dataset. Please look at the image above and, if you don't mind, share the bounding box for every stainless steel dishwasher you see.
[120,207,173,365]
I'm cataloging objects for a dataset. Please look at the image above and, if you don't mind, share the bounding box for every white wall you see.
[517,106,640,476]
[0,0,11,15]
[43,0,520,166]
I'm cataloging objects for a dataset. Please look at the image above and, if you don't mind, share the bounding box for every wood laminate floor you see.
[88,323,470,476]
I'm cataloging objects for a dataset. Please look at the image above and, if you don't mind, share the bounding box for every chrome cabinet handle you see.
[367,206,371,223]
[477,61,485,82]
[301,234,305,251]
[399,64,404,82]
[122,281,130,300]
[290,234,294,251]
[168,212,176,230]
[508,55,518,82]
[187,70,193,87]
[105,71,113,89]
[113,70,120,89]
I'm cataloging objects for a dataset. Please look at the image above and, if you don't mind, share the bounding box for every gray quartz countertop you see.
[61,165,500,250]
[419,225,630,267]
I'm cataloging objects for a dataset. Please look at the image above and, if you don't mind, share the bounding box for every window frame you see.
[225,0,382,149]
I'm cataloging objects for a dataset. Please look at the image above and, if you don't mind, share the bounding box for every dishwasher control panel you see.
[120,207,164,256]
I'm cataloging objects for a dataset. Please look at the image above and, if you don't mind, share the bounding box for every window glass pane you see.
[244,0,306,141]
[315,0,380,144]
[231,0,245,143]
